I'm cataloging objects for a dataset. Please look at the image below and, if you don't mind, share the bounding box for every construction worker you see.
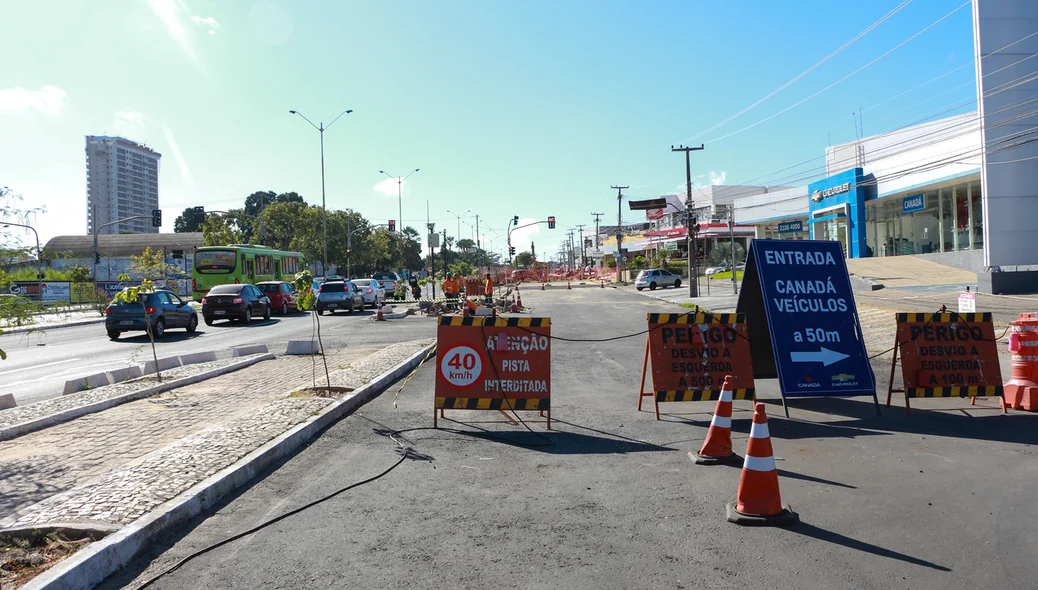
[442,272,458,309]
[483,273,494,306]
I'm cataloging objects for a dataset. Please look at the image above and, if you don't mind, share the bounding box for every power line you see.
[679,0,916,144]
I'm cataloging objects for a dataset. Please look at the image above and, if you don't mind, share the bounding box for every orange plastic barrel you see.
[1005,312,1038,411]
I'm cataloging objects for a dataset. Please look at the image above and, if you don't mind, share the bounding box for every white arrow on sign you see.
[790,347,850,367]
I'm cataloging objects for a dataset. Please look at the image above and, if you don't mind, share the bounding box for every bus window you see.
[195,250,236,273]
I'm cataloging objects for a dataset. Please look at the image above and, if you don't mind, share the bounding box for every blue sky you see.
[0,0,978,257]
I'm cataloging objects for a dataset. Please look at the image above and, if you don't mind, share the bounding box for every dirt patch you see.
[0,529,102,588]
[289,386,354,400]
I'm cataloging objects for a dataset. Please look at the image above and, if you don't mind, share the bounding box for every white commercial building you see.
[86,135,161,235]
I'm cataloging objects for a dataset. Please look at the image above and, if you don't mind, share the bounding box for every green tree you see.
[707,242,745,267]
[202,214,242,246]
[456,238,475,251]
[401,226,423,271]
[515,251,534,268]
[245,190,305,218]
[173,207,205,233]
[66,266,91,282]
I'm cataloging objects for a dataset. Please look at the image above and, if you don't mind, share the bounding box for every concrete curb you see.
[23,342,436,590]
[0,354,276,442]
[1,317,106,334]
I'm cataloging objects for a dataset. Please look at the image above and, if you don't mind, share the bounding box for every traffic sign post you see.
[737,239,878,417]
[638,312,755,419]
[435,316,552,428]
[886,312,1005,414]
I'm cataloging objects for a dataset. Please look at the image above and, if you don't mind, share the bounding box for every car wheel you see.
[107,330,121,340]
[649,282,657,290]
[186,315,198,333]
[151,318,165,338]
[281,302,288,315]
[674,279,681,288]
[636,287,644,291]
[263,305,271,321]
[317,309,325,316]
[244,307,253,323]
[204,316,213,326]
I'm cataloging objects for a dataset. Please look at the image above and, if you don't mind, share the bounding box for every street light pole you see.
[380,168,420,270]
[290,108,352,277]
[4,222,41,298]
[446,208,471,245]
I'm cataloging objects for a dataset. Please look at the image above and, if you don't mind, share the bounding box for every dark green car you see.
[105,290,198,340]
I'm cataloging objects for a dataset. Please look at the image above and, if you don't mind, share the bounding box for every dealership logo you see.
[832,373,856,383]
[810,182,851,203]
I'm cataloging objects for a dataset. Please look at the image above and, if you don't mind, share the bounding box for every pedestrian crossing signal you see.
[389,219,396,232]
[548,216,556,229]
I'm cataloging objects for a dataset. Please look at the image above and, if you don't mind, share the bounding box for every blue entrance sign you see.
[777,220,803,234]
[902,194,925,213]
[737,239,878,416]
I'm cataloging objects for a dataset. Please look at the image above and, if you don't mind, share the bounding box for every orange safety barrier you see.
[726,403,798,526]
[887,312,1006,414]
[1006,312,1038,411]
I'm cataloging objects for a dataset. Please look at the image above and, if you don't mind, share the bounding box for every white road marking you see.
[0,358,82,376]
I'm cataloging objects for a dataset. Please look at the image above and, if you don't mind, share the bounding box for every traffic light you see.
[389,219,396,232]
[94,252,101,264]
[547,216,556,229]
[151,209,162,227]
[509,246,516,256]
[193,206,204,216]
[513,215,519,225]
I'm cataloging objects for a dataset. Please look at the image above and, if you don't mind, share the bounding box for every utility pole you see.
[729,213,738,295]
[611,185,628,284]
[427,200,435,299]
[575,224,586,279]
[590,212,603,248]
[672,144,704,297]
[442,229,449,280]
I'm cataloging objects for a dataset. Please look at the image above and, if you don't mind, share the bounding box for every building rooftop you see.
[43,233,203,258]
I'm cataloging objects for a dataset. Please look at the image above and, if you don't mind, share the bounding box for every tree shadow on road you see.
[423,417,675,455]
[782,521,952,572]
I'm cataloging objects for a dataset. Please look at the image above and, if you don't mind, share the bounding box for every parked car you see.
[315,280,365,314]
[201,283,271,325]
[705,262,729,276]
[350,279,386,308]
[106,289,198,340]
[257,281,297,314]
[634,268,682,291]
[372,272,402,299]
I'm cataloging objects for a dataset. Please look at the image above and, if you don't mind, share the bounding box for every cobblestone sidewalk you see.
[0,339,432,530]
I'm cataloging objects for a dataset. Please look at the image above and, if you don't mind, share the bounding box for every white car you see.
[635,269,682,291]
[705,263,729,276]
[351,279,386,308]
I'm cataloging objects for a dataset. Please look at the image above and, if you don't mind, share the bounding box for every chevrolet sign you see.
[810,182,851,203]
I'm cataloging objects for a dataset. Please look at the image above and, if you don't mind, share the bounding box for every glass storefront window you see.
[971,183,984,250]
[956,184,970,251]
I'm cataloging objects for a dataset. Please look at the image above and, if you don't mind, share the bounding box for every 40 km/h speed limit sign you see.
[439,345,484,388]
[435,316,552,428]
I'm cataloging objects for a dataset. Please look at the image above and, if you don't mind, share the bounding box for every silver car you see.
[351,279,386,308]
[634,268,682,291]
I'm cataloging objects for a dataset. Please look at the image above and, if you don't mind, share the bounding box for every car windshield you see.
[637,271,648,278]
[320,283,345,293]
[373,273,396,280]
[209,284,244,295]
[257,284,279,292]
[353,280,372,286]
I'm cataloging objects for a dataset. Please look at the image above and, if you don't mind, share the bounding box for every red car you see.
[257,281,298,315]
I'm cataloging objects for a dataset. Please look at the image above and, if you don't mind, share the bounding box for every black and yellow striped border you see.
[438,316,550,327]
[896,312,992,323]
[647,313,743,325]
[435,397,550,410]
[908,386,1003,398]
[655,389,755,402]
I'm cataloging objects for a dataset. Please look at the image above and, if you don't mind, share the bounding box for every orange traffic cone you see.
[691,376,741,465]
[541,283,545,290]
[510,295,519,313]
[516,292,523,308]
[567,282,571,290]
[726,403,798,526]
[600,280,605,288]
[376,301,386,322]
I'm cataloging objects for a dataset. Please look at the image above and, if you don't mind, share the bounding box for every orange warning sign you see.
[638,312,755,419]
[886,312,1005,414]
[435,315,551,428]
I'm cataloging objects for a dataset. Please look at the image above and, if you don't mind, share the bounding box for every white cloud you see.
[192,15,219,35]
[0,85,67,116]
[161,124,194,187]
[113,111,148,136]
[509,218,542,252]
[373,177,403,197]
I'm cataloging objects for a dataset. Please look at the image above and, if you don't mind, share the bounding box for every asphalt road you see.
[106,287,1038,590]
[0,305,425,406]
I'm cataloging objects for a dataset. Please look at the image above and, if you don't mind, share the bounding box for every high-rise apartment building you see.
[86,135,161,235]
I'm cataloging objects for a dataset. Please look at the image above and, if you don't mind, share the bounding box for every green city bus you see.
[192,244,306,301]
